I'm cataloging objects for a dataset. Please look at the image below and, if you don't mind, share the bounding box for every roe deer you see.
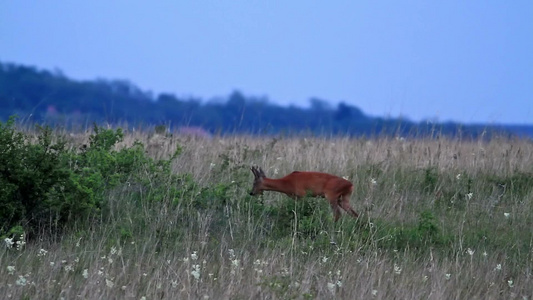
[249,166,358,222]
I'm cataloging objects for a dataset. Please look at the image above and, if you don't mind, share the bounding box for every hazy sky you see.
[1,1,532,124]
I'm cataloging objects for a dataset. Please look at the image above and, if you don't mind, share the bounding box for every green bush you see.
[383,210,451,250]
[0,117,71,237]
[0,118,183,239]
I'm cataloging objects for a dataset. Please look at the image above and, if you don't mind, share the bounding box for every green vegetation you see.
[1,119,532,299]
[0,117,179,239]
[3,61,532,138]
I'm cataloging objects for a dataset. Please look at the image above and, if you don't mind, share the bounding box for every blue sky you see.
[1,1,532,124]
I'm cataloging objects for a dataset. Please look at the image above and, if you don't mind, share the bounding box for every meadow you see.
[1,123,532,299]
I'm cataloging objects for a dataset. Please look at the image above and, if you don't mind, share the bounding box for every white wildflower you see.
[38,248,48,257]
[191,264,201,280]
[467,248,475,256]
[445,273,451,280]
[110,246,117,256]
[322,256,329,263]
[504,213,510,219]
[253,259,264,274]
[191,251,198,261]
[281,268,290,277]
[372,289,378,296]
[456,174,461,180]
[466,192,473,200]
[106,279,114,288]
[15,234,25,251]
[15,276,27,286]
[5,237,14,249]
[495,264,502,271]
[7,266,15,275]
[82,269,89,279]
[231,259,240,268]
[336,280,342,287]
[508,279,514,288]
[482,251,488,257]
[394,264,402,275]
[64,264,74,272]
[370,178,377,185]
[327,282,336,294]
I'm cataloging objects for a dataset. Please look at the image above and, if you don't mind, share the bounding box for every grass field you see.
[1,127,532,299]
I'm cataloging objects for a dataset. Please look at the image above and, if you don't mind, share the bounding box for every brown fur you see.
[250,167,358,222]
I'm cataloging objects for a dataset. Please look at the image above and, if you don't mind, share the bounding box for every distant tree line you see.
[1,61,530,138]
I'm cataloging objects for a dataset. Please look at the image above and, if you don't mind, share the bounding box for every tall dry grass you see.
[1,129,532,299]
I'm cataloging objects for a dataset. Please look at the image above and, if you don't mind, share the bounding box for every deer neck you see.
[262,178,294,196]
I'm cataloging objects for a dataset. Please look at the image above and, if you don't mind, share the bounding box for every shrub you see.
[0,117,71,237]
[385,210,450,250]
[0,119,183,239]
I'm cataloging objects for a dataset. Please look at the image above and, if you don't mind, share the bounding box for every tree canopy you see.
[1,62,530,138]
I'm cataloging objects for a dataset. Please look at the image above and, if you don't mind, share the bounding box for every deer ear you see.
[251,167,258,178]
[258,167,266,178]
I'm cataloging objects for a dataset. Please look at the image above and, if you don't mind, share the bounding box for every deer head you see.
[249,166,266,196]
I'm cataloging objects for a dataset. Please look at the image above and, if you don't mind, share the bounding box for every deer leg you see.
[326,200,341,245]
[339,193,359,219]
[326,194,342,222]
